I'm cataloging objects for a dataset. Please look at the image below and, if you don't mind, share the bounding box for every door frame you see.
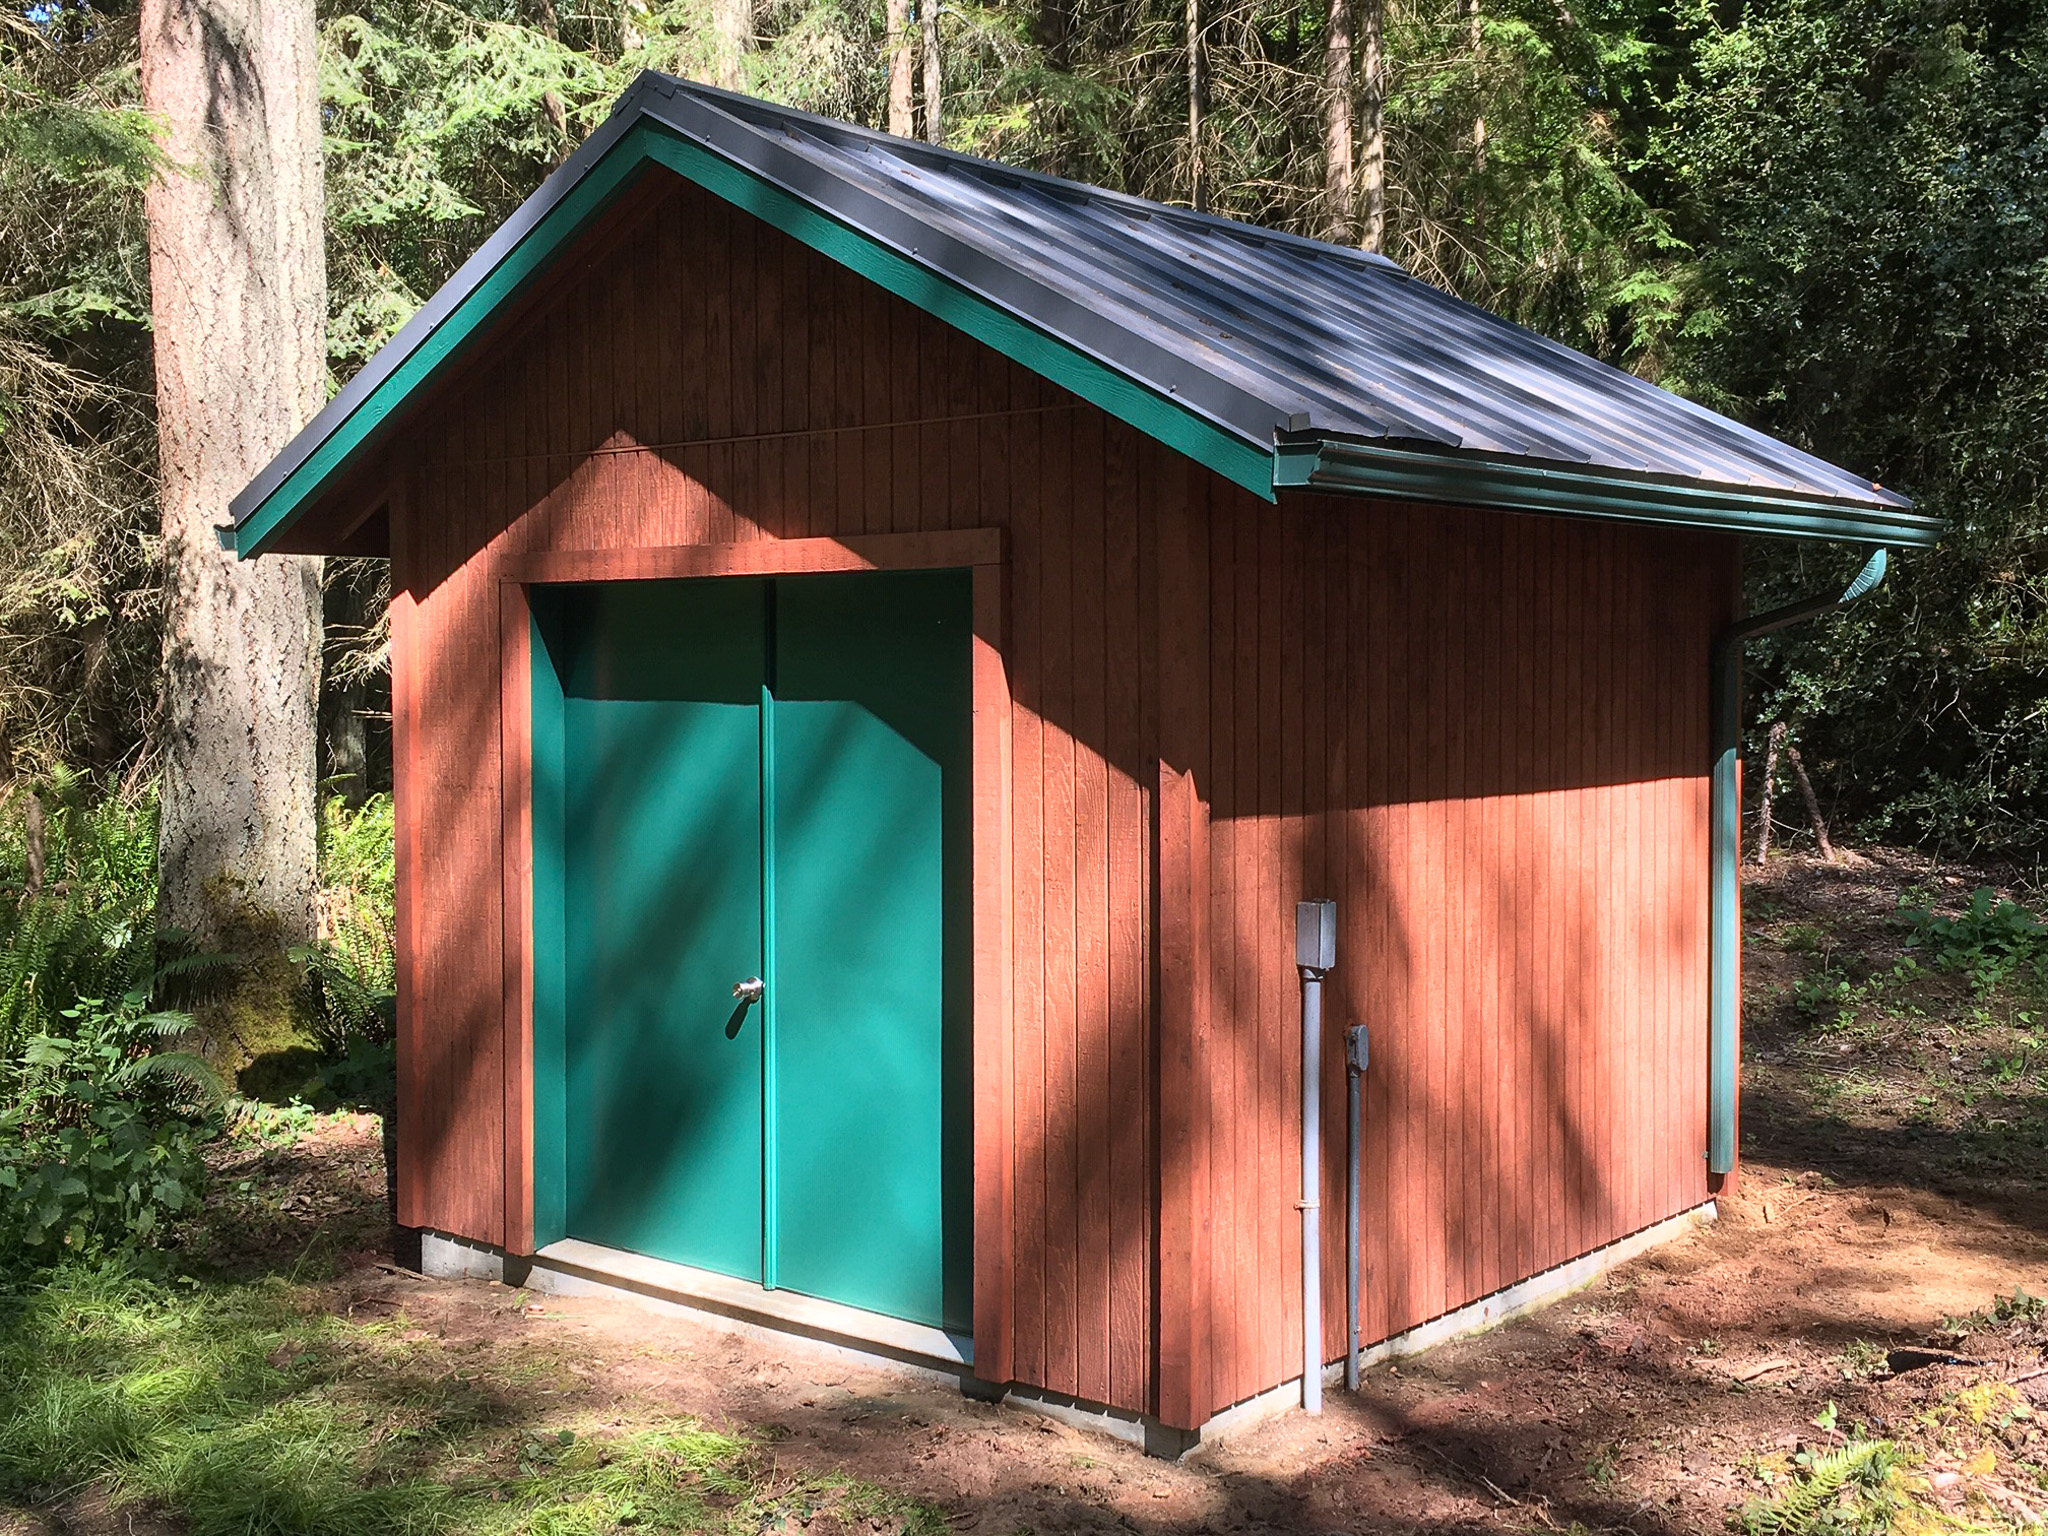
[496,529,1014,1380]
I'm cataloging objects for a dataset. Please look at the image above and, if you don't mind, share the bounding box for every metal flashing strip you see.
[1276,438,1943,547]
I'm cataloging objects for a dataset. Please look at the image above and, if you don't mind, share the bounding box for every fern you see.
[1738,1439,1901,1536]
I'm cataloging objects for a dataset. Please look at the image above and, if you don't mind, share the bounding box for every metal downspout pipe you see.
[1298,901,1337,1412]
[1708,547,1889,1175]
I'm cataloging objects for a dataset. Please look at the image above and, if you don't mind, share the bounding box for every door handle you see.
[726,976,765,1039]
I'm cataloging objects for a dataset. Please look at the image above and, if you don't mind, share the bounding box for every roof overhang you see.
[230,74,1940,559]
[1274,437,1942,548]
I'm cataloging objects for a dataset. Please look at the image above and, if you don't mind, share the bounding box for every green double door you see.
[531,571,971,1334]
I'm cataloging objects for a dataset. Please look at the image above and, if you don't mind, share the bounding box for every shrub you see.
[0,989,224,1266]
[1900,888,2048,994]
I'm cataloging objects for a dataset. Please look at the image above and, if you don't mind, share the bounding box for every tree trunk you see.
[920,0,943,145]
[713,0,750,90]
[1784,742,1836,861]
[142,0,325,961]
[1321,0,1354,243]
[1757,720,1783,863]
[1360,0,1385,251]
[887,0,916,136]
[322,567,370,810]
[1187,0,1208,211]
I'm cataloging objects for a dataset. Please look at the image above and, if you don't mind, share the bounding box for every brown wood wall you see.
[382,169,1731,1427]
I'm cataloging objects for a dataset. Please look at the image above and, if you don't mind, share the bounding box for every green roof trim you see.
[234,120,1274,557]
[1272,438,1944,548]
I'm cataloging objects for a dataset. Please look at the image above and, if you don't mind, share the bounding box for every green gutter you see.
[1275,439,1941,548]
[235,121,1272,557]
[1707,547,1890,1176]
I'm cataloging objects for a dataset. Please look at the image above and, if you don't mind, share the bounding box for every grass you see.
[0,1265,947,1534]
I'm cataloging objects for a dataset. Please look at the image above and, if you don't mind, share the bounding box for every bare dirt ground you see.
[196,851,2048,1534]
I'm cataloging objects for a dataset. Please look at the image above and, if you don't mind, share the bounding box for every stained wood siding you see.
[385,168,1731,1426]
[1172,482,1724,1418]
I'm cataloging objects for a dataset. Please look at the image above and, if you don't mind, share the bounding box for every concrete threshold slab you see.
[529,1238,974,1370]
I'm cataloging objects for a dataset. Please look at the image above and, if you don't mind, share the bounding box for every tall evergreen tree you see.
[140,0,325,959]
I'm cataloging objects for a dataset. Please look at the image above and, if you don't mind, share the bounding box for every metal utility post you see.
[1297,899,1336,1413]
[1345,1020,1368,1389]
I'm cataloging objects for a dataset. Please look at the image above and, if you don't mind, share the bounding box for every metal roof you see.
[232,71,1938,554]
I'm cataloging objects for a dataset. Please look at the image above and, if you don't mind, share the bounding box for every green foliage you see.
[0,991,221,1265]
[1901,887,2048,993]
[1735,1436,1903,1535]
[1660,0,2048,851]
[0,1265,947,1532]
[292,794,396,1107]
[0,773,157,1060]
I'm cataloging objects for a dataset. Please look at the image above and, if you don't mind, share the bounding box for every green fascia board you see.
[1274,438,1943,548]
[236,121,1273,556]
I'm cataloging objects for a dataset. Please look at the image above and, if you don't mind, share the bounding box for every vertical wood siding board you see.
[466,394,505,1240]
[1231,498,1259,1394]
[1420,513,1447,1321]
[680,190,710,447]
[861,289,892,536]
[1344,512,1378,1343]
[1597,528,1619,1243]
[1375,515,1408,1338]
[1008,412,1048,1389]
[1542,520,1564,1266]
[1571,521,1596,1260]
[1447,512,1474,1312]
[1265,497,1295,1376]
[1071,414,1112,1407]
[1039,406,1080,1398]
[704,196,733,444]
[500,585,534,1255]
[1476,513,1498,1303]
[630,209,661,539]
[1105,430,1149,1411]
[1269,499,1302,1376]
[1189,465,1216,1420]
[1641,570,1661,1221]
[972,560,1018,1386]
[740,207,773,440]
[1136,452,1160,1417]
[1510,512,1535,1284]
[1149,455,1194,1425]
[1205,491,1237,1409]
[1494,511,1518,1284]
[390,473,421,1228]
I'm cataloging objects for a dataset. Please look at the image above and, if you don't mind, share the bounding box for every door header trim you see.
[498,530,1004,586]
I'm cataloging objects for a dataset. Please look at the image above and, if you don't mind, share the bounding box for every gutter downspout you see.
[1708,546,1889,1176]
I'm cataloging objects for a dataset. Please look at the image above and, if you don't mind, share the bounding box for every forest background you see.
[2,0,2047,850]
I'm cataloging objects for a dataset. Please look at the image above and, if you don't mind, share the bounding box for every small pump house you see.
[233,76,1940,1447]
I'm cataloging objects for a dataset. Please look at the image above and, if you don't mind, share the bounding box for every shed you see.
[232,74,1942,1450]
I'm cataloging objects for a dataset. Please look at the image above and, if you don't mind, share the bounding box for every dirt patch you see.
[123,851,2048,1532]
[291,1159,2046,1534]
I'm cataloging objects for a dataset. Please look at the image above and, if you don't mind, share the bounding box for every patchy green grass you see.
[1742,852,2048,1192]
[0,1266,946,1534]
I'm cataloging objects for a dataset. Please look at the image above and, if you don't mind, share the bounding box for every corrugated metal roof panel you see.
[231,71,1930,552]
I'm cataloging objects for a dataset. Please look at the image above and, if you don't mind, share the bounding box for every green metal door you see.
[532,571,970,1331]
[552,579,768,1283]
[769,571,972,1332]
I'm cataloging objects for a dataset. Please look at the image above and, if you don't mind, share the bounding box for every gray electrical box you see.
[1296,899,1337,972]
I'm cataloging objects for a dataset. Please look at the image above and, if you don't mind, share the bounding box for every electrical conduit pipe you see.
[1708,547,1889,1175]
